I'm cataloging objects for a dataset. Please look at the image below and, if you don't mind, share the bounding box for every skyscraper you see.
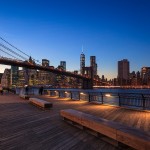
[1,69,11,87]
[11,66,19,86]
[141,67,150,85]
[60,61,66,71]
[90,56,97,78]
[80,52,85,75]
[118,59,130,85]
[42,59,49,67]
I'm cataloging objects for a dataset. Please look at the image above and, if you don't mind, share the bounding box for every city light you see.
[105,94,111,97]
[80,92,84,95]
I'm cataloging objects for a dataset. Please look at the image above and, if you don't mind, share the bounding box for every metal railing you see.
[47,89,150,111]
[15,87,150,111]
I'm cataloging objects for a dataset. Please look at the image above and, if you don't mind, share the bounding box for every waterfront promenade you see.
[0,94,150,150]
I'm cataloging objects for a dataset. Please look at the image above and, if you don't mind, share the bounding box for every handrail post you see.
[79,92,80,100]
[101,92,103,104]
[142,94,145,110]
[118,93,121,106]
[63,91,65,98]
[70,92,72,99]
[88,93,91,102]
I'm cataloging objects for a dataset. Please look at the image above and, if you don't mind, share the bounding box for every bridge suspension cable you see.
[0,36,30,58]
[0,48,19,60]
[0,36,41,64]
[0,43,28,61]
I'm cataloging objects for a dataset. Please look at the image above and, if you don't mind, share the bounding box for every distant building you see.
[23,67,30,85]
[56,65,67,87]
[11,66,19,86]
[90,56,97,78]
[22,67,38,86]
[60,61,66,71]
[42,59,49,67]
[141,67,150,85]
[118,59,130,85]
[113,78,118,86]
[136,71,141,79]
[1,69,11,87]
[74,70,78,74]
[38,70,56,86]
[18,70,26,86]
[0,73,3,84]
[28,69,38,85]
[80,52,85,75]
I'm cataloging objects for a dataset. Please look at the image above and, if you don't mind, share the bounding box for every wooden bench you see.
[60,109,150,150]
[19,94,30,100]
[29,98,53,109]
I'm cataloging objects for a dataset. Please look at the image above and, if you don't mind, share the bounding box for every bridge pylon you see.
[82,78,93,89]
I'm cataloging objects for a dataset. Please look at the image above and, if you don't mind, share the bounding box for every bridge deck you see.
[0,94,149,150]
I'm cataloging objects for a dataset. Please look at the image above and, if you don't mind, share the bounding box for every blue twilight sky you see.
[0,0,150,79]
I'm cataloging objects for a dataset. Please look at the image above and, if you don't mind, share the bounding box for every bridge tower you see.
[82,67,93,89]
[82,78,93,89]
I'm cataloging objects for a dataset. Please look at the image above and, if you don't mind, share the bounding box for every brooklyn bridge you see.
[0,37,96,89]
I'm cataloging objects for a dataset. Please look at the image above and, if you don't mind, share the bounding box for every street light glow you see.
[80,92,84,95]
[105,94,111,97]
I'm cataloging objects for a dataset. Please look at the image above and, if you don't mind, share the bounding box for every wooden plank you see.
[0,94,150,150]
[60,109,150,150]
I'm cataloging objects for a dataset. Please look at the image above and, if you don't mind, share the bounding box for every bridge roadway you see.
[0,57,94,88]
[0,94,149,150]
[0,57,89,80]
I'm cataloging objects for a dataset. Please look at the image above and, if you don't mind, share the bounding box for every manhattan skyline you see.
[0,0,150,79]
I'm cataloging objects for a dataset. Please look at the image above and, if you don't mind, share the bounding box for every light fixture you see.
[105,94,111,97]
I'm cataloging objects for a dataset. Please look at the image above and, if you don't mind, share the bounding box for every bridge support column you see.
[82,79,93,89]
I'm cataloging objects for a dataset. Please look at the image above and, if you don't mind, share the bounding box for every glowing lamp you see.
[105,94,111,97]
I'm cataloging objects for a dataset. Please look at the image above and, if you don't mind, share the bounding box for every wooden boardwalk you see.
[0,94,149,150]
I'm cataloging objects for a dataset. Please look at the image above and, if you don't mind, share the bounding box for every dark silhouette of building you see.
[11,66,19,86]
[60,61,66,71]
[80,52,85,75]
[0,73,3,84]
[90,56,97,78]
[141,67,150,85]
[1,69,11,88]
[42,59,49,67]
[118,59,130,85]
